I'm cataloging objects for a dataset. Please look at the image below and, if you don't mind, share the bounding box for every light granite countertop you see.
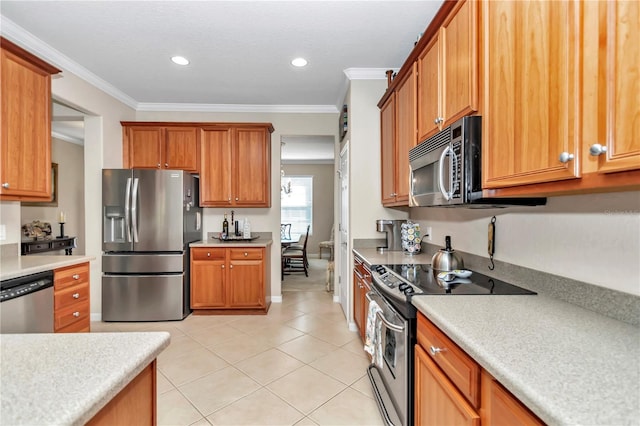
[353,247,432,266]
[190,232,273,248]
[0,255,95,281]
[411,295,640,425]
[0,332,170,425]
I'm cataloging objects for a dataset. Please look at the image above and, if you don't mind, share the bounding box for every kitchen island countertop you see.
[411,295,639,425]
[0,255,95,281]
[0,332,170,425]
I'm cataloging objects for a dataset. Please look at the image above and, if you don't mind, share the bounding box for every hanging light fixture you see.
[281,142,293,196]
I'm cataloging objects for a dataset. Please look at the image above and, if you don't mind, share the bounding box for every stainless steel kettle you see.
[431,236,464,272]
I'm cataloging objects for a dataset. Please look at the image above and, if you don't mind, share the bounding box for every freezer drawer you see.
[102,274,186,321]
[102,253,184,274]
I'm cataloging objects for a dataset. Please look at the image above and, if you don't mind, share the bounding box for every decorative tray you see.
[214,234,259,242]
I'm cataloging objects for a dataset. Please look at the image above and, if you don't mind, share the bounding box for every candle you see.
[59,211,65,223]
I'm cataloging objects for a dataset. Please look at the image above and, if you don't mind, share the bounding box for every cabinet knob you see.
[429,345,445,356]
[559,152,574,163]
[1,182,9,189]
[390,192,397,197]
[230,264,233,269]
[221,264,225,269]
[434,117,443,125]
[244,252,248,257]
[73,311,80,317]
[207,252,211,257]
[72,274,80,280]
[235,197,239,201]
[589,144,608,156]
[72,293,80,299]
[165,163,169,168]
[228,197,231,202]
[157,163,161,168]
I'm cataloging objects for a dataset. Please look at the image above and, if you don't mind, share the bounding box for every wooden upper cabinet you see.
[417,0,478,142]
[482,0,582,188]
[584,0,640,175]
[380,93,396,205]
[395,63,417,205]
[0,37,60,201]
[123,124,199,172]
[200,124,272,208]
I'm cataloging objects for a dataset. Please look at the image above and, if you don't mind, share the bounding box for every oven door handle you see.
[366,293,405,333]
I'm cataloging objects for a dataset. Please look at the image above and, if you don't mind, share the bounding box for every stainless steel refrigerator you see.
[102,169,202,321]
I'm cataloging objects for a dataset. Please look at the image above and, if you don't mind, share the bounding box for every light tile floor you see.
[91,290,384,426]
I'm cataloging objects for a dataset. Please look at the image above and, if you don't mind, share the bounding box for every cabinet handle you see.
[390,192,397,197]
[165,163,169,167]
[207,252,211,257]
[157,163,161,168]
[559,152,574,163]
[230,264,233,269]
[73,311,80,317]
[228,197,231,202]
[244,252,248,257]
[221,264,225,269]
[1,182,9,189]
[429,345,445,356]
[72,274,80,280]
[235,197,239,201]
[72,293,80,299]
[589,144,608,156]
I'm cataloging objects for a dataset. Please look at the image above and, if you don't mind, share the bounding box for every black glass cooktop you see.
[377,264,536,296]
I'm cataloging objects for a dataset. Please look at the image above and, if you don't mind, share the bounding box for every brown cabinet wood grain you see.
[480,370,545,426]
[122,123,199,172]
[380,93,396,206]
[87,361,156,426]
[0,37,60,201]
[54,262,90,333]
[200,124,272,207]
[352,256,371,342]
[417,0,478,142]
[190,246,269,313]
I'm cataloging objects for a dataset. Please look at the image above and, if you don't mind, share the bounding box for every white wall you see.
[410,191,640,296]
[0,202,22,253]
[135,110,337,300]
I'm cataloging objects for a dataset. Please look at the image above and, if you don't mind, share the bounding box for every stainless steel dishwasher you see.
[1,270,54,333]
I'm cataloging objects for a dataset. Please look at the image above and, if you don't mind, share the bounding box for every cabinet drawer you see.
[55,282,89,310]
[229,248,263,260]
[57,319,90,333]
[191,248,225,261]
[54,262,89,290]
[55,300,90,331]
[417,312,480,409]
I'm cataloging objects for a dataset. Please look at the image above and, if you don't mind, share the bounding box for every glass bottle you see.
[222,213,229,238]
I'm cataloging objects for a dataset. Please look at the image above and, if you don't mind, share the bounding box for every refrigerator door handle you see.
[132,177,140,243]
[124,177,132,242]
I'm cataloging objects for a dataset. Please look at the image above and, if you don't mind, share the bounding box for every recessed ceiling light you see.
[291,57,308,67]
[171,56,190,66]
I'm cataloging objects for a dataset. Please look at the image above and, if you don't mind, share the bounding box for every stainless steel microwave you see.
[409,116,546,207]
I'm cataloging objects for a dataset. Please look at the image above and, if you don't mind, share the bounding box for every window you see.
[281,176,313,235]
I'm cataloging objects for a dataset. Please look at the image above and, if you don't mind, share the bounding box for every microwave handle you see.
[438,146,452,201]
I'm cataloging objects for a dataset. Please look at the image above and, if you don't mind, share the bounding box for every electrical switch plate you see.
[0,224,6,241]
[425,227,432,241]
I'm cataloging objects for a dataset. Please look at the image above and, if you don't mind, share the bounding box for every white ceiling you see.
[1,0,444,160]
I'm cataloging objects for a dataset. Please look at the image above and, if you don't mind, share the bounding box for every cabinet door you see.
[415,344,480,426]
[0,48,52,200]
[589,0,640,174]
[228,259,264,308]
[127,127,163,169]
[481,370,544,426]
[483,0,581,188]
[191,249,226,308]
[164,127,199,172]
[417,36,441,142]
[200,128,233,206]
[380,94,396,205]
[353,270,364,340]
[395,64,417,205]
[233,128,270,207]
[441,0,478,128]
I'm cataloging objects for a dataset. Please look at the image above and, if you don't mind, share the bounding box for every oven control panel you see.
[372,265,423,299]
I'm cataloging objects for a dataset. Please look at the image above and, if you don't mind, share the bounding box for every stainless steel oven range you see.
[367,263,535,426]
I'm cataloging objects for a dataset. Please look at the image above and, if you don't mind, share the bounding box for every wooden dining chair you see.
[282,225,310,279]
[281,223,292,240]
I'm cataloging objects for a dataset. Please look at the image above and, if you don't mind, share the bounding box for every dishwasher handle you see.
[0,271,54,303]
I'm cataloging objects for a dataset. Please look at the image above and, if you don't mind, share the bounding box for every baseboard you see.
[90,313,102,322]
[271,295,283,303]
[333,295,340,303]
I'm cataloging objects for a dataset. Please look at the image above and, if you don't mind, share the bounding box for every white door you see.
[338,143,350,320]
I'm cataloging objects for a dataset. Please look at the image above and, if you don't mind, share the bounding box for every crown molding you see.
[343,68,398,80]
[52,131,84,146]
[1,16,139,109]
[136,103,339,114]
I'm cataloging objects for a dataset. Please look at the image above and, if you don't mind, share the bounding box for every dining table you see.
[281,233,301,250]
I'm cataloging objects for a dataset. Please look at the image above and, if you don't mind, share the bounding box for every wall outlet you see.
[0,224,6,241]
[424,226,432,242]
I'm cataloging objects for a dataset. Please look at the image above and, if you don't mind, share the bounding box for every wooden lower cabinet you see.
[415,344,480,426]
[352,256,371,342]
[54,262,90,333]
[190,246,269,314]
[87,361,156,426]
[416,312,544,426]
